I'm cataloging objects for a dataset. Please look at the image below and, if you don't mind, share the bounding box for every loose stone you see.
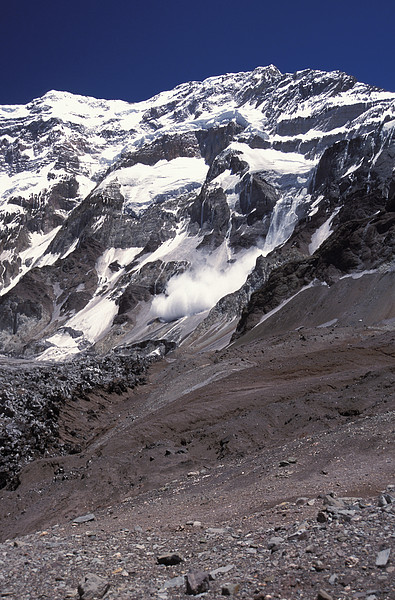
[267,536,284,550]
[77,573,110,599]
[221,582,240,595]
[375,548,391,568]
[209,564,235,579]
[160,575,186,591]
[157,553,183,566]
[185,571,210,595]
[317,512,328,523]
[73,514,96,524]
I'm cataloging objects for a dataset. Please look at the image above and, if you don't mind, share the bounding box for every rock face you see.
[0,66,394,358]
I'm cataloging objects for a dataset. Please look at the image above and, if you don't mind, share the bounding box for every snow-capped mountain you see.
[0,66,394,359]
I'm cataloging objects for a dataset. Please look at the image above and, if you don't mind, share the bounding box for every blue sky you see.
[1,0,394,105]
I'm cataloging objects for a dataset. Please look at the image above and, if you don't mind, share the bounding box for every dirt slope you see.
[1,318,394,542]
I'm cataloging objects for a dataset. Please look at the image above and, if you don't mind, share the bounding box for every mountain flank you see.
[0,66,394,598]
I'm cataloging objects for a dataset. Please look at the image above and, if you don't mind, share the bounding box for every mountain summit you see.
[0,66,394,359]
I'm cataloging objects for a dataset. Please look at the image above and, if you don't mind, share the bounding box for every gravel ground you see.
[0,487,394,600]
[0,324,394,599]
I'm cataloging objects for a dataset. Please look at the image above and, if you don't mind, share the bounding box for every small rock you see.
[338,509,356,522]
[288,528,308,541]
[73,513,96,524]
[345,555,359,567]
[206,527,230,535]
[157,553,183,566]
[317,511,328,523]
[186,521,202,528]
[85,531,96,538]
[317,590,333,600]
[186,571,210,595]
[267,536,284,550]
[209,564,235,580]
[323,495,344,508]
[313,559,325,572]
[77,573,110,599]
[376,548,391,568]
[295,497,309,506]
[160,575,186,591]
[221,582,240,595]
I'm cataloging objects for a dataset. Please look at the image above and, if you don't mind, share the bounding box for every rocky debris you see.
[0,341,174,490]
[378,492,395,507]
[0,488,393,599]
[322,493,345,508]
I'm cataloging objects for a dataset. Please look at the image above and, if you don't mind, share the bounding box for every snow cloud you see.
[151,249,261,322]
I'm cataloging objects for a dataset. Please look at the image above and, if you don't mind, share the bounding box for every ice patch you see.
[382,118,395,132]
[136,225,200,270]
[256,281,324,327]
[209,170,241,211]
[263,188,309,255]
[317,318,338,328]
[65,295,119,344]
[230,143,317,175]
[97,157,208,215]
[340,269,379,280]
[96,247,143,285]
[309,207,341,255]
[38,332,80,361]
[308,195,324,217]
[342,159,364,178]
[0,226,62,296]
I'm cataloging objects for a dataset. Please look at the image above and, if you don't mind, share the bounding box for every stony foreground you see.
[0,486,394,600]
[0,324,394,599]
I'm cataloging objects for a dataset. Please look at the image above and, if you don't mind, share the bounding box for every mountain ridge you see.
[0,65,394,360]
